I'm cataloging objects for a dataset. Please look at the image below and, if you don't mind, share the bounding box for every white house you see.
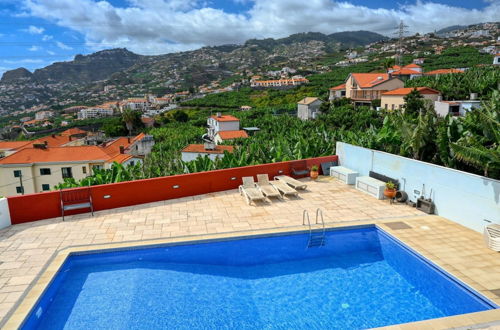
[434,99,481,117]
[297,97,323,120]
[207,113,240,138]
[35,111,54,120]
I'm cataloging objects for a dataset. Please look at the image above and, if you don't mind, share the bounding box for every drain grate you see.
[384,221,412,230]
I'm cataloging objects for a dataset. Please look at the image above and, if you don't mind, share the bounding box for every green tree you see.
[403,88,425,116]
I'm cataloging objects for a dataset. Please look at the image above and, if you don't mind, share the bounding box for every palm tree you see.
[382,58,395,72]
[122,108,135,137]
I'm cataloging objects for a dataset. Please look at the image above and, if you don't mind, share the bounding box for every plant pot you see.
[310,170,319,180]
[384,188,397,199]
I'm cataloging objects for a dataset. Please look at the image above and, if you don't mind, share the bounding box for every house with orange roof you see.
[388,64,423,80]
[60,128,87,138]
[207,113,241,138]
[345,73,404,106]
[181,144,234,162]
[250,78,308,88]
[214,130,249,144]
[381,87,441,111]
[329,83,346,100]
[0,133,150,196]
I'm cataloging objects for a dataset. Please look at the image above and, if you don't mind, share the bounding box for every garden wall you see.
[336,142,499,232]
[7,155,337,224]
[0,198,10,230]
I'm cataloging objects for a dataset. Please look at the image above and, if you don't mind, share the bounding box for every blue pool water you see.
[22,226,496,329]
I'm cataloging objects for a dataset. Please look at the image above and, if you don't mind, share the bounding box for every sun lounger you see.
[256,174,282,199]
[239,176,267,205]
[275,175,307,190]
[484,224,500,252]
[270,180,298,197]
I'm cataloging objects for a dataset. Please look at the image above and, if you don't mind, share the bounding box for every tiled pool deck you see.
[0,176,499,329]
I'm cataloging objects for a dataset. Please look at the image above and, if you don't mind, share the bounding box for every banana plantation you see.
[56,67,500,189]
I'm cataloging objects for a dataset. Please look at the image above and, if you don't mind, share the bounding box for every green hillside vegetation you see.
[54,49,500,189]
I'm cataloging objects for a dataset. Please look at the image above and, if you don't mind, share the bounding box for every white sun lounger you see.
[484,224,500,252]
[256,174,282,199]
[239,176,267,205]
[270,179,298,197]
[275,175,307,190]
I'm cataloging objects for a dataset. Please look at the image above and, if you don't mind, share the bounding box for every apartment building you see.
[77,107,114,119]
[250,78,309,88]
[35,111,54,121]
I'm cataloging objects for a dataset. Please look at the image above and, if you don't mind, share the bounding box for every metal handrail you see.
[315,208,326,241]
[303,209,311,237]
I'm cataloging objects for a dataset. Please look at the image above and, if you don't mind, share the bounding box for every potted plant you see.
[310,165,319,180]
[384,181,397,199]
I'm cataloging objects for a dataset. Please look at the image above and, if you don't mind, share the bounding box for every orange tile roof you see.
[404,63,422,69]
[106,153,134,163]
[0,141,31,150]
[130,132,145,144]
[217,130,249,140]
[103,137,131,156]
[254,78,308,83]
[24,119,41,125]
[60,128,87,136]
[0,146,110,164]
[382,87,440,96]
[211,115,240,122]
[425,68,464,75]
[182,144,234,154]
[30,135,72,148]
[330,83,346,91]
[391,68,423,76]
[350,73,393,88]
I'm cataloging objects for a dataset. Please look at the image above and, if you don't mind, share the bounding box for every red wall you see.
[8,155,337,224]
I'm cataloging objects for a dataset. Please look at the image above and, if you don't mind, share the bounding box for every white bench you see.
[329,166,359,185]
[355,176,385,199]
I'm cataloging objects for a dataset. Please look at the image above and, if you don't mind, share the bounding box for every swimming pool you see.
[21,226,496,329]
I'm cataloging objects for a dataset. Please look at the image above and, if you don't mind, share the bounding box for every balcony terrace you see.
[0,148,499,328]
[350,89,387,101]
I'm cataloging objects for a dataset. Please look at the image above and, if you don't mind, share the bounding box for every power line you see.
[393,20,409,66]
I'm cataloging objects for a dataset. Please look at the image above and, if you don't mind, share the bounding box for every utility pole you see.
[394,20,409,66]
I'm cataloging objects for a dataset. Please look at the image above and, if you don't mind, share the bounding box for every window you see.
[61,167,73,179]
[16,186,24,194]
[13,170,21,178]
[42,184,50,191]
[391,104,395,111]
[129,161,135,166]
[384,104,388,109]
[82,166,87,174]
[40,168,51,175]
[92,165,103,172]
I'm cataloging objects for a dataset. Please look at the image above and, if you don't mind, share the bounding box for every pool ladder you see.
[303,208,326,248]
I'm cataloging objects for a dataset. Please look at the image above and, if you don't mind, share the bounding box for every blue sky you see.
[0,0,498,77]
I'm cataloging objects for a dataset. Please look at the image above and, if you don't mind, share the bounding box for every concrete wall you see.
[0,197,11,230]
[336,142,500,232]
[381,94,440,111]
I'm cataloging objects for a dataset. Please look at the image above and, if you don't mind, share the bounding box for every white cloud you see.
[42,34,53,41]
[47,50,55,55]
[28,45,40,51]
[20,0,500,55]
[24,25,45,34]
[55,41,72,50]
[2,59,44,64]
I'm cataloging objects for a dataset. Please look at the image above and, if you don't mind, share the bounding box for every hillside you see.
[0,30,384,113]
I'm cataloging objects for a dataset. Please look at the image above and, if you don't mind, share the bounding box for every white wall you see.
[336,142,500,232]
[0,197,11,230]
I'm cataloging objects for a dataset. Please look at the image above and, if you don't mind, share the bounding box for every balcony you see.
[350,89,387,101]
